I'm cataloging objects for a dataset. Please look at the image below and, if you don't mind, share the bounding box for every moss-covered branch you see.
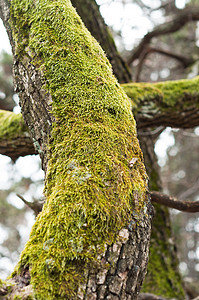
[1,76,199,160]
[0,110,36,160]
[122,76,199,129]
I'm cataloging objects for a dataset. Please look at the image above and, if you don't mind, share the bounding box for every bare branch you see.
[147,47,195,68]
[127,6,199,65]
[151,191,199,213]
[135,46,195,81]
[17,194,44,216]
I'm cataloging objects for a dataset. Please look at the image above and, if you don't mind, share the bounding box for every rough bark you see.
[0,0,152,298]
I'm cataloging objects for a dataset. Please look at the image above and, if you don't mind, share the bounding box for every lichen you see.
[0,110,28,140]
[10,0,148,298]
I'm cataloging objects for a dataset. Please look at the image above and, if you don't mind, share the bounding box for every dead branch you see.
[127,6,199,65]
[17,194,44,216]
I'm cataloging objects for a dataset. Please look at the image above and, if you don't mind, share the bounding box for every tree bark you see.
[0,0,152,298]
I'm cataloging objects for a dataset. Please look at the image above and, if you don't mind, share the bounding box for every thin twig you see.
[151,191,199,212]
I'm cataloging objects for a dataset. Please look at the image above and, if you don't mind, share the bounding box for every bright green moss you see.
[122,83,162,112]
[122,76,199,112]
[10,0,148,298]
[0,110,28,140]
[155,76,199,106]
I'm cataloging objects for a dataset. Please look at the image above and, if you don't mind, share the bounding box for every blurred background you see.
[0,0,199,292]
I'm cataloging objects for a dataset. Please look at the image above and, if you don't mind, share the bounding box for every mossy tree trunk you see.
[0,0,153,299]
[71,1,186,298]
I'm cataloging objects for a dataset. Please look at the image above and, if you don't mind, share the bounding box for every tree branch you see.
[1,76,199,160]
[135,46,195,82]
[0,136,36,160]
[151,191,199,213]
[127,5,199,65]
[17,194,44,216]
[122,76,199,129]
[0,110,36,160]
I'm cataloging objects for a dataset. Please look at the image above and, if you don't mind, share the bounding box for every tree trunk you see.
[73,0,186,297]
[0,0,152,298]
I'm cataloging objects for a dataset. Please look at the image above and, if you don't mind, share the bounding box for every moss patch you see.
[0,110,28,140]
[10,0,148,298]
[122,76,199,112]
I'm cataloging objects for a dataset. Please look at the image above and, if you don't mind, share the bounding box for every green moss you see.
[122,76,199,112]
[10,0,148,298]
[0,278,14,297]
[122,83,162,112]
[0,110,28,140]
[155,76,199,106]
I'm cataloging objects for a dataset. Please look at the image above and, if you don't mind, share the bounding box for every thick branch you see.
[0,110,36,160]
[122,76,199,129]
[1,76,199,159]
[127,6,199,65]
[0,136,36,160]
[151,191,199,213]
